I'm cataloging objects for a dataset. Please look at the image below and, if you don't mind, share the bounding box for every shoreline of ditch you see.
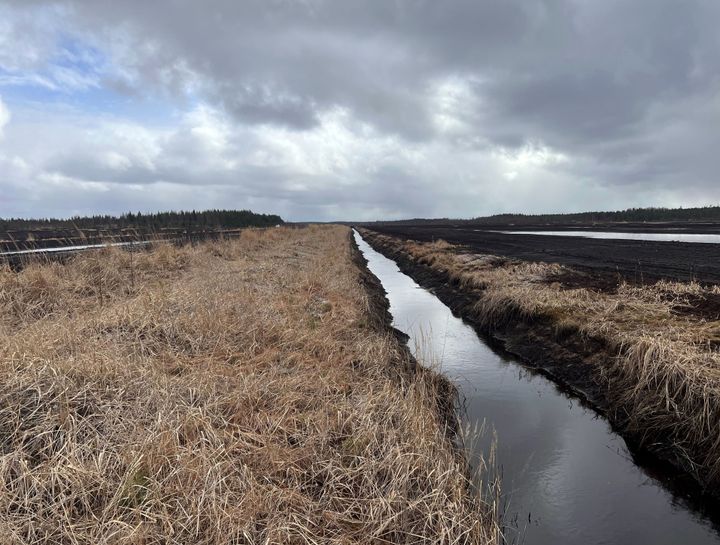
[357,227,720,515]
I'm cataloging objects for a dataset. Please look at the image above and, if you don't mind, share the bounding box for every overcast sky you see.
[1,0,719,221]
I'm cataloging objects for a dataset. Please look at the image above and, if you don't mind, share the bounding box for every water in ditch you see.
[354,230,720,545]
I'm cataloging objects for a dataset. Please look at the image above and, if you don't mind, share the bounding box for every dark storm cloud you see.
[67,1,719,142]
[1,0,720,219]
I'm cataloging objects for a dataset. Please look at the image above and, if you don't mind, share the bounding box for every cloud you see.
[0,0,719,220]
[0,96,10,136]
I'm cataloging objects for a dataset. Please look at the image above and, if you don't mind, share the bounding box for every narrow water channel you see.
[354,231,720,545]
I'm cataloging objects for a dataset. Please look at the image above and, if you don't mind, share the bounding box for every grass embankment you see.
[359,228,720,494]
[0,225,499,544]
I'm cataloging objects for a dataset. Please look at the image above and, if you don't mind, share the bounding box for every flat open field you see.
[0,228,244,255]
[366,224,720,286]
[0,225,499,544]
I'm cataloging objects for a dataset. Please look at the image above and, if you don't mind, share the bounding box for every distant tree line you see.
[365,206,720,226]
[470,206,720,225]
[0,209,284,232]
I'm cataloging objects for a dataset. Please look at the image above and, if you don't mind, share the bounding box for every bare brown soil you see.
[669,292,720,321]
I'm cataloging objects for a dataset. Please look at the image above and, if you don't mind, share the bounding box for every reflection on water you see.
[491,230,720,244]
[354,230,720,545]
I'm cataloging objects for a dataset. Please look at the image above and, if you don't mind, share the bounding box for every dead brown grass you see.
[0,225,499,544]
[360,228,720,492]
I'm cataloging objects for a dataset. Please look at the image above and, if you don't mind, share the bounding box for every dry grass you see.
[0,225,499,544]
[360,229,720,491]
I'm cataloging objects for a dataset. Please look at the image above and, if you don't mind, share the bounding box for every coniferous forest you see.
[470,206,720,225]
[367,205,720,226]
[0,209,283,232]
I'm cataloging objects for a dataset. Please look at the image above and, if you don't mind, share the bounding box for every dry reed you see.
[0,225,500,544]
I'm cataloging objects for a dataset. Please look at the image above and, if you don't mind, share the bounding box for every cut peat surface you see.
[365,224,720,284]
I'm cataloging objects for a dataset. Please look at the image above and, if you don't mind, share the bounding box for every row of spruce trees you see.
[471,206,720,225]
[0,209,283,232]
[372,206,720,226]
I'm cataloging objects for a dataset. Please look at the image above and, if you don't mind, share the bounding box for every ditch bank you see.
[348,230,464,451]
[358,227,720,505]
